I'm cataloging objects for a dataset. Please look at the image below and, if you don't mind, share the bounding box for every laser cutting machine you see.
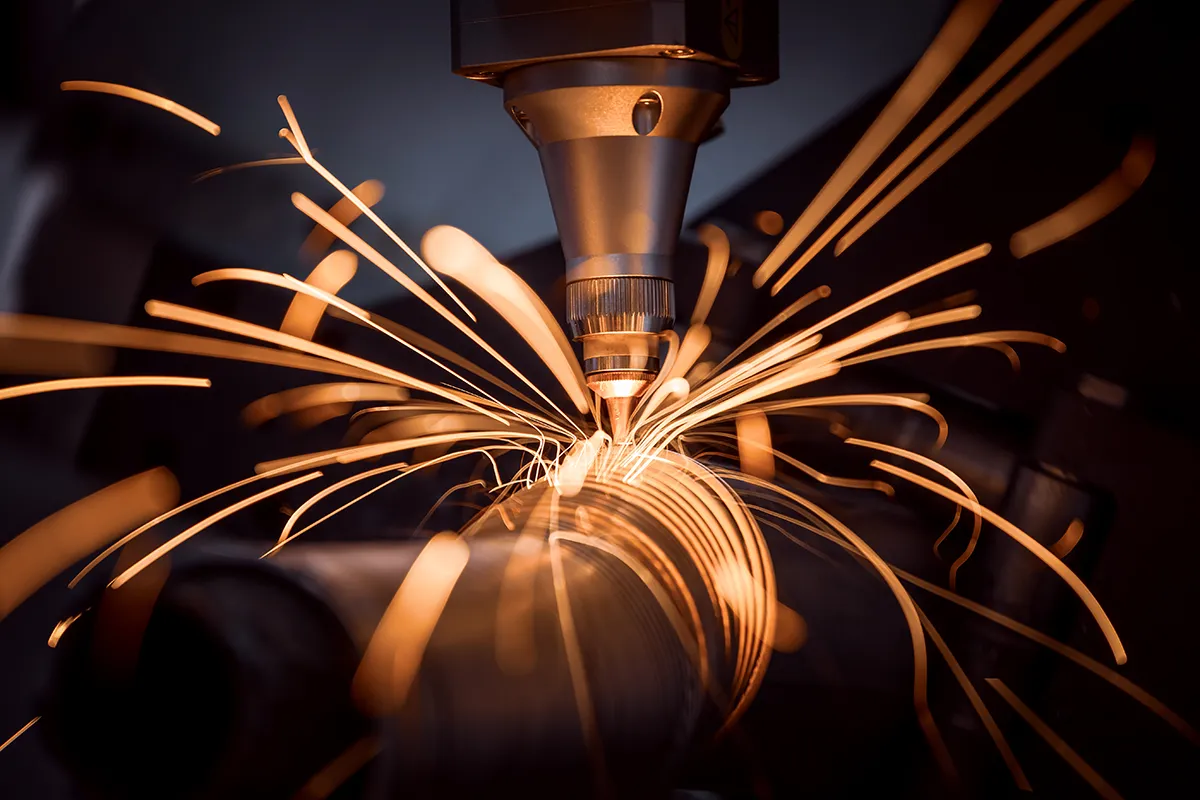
[450,0,779,437]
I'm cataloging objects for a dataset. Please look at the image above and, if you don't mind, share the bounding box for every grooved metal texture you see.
[566,276,675,337]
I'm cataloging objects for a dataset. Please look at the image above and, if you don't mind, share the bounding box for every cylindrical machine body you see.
[503,57,730,372]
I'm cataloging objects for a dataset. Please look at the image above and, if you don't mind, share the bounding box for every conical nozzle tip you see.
[604,396,637,443]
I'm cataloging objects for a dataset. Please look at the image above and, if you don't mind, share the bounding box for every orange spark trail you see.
[735,410,775,480]
[60,81,221,135]
[193,156,305,182]
[1052,518,1086,559]
[354,533,470,714]
[0,375,210,402]
[692,224,731,325]
[753,0,999,289]
[302,180,386,258]
[243,382,409,427]
[292,198,580,429]
[1011,136,1155,258]
[872,461,1126,663]
[0,468,179,620]
[277,97,475,321]
[0,717,40,755]
[110,472,323,589]
[778,0,1092,282]
[846,438,981,589]
[988,679,1125,800]
[917,609,1031,791]
[281,251,359,339]
[422,225,592,416]
[0,314,383,382]
[143,299,503,422]
[836,0,1136,256]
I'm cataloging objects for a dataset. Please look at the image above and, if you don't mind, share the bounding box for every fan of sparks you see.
[1,0,1193,795]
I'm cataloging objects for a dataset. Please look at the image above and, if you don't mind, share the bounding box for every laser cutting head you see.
[450,1,778,437]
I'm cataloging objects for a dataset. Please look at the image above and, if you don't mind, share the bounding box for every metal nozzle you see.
[502,57,731,431]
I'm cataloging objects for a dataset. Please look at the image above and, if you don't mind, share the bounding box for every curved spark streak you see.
[302,180,386,258]
[144,299,503,423]
[839,331,1067,369]
[0,314,383,382]
[110,472,324,589]
[0,375,210,402]
[193,156,306,182]
[281,251,359,340]
[60,81,220,135]
[191,268,525,425]
[1011,136,1155,258]
[872,461,1126,664]
[692,224,731,325]
[918,609,1031,790]
[845,439,981,590]
[742,483,1199,745]
[243,383,410,427]
[1,468,179,619]
[291,196,583,432]
[422,225,592,416]
[733,474,955,778]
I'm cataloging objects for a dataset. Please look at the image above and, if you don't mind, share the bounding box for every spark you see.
[193,156,306,183]
[0,468,178,620]
[0,717,40,755]
[987,678,1125,800]
[754,0,998,290]
[776,0,1093,281]
[47,612,85,648]
[60,81,221,135]
[109,472,323,589]
[301,180,386,258]
[692,224,731,325]
[276,96,475,322]
[871,461,1126,664]
[1011,136,1155,258]
[735,410,775,480]
[0,375,210,402]
[5,6,1187,792]
[354,532,470,714]
[280,251,359,339]
[242,382,409,427]
[1052,517,1086,559]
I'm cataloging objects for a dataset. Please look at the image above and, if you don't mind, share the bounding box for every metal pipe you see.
[44,481,731,799]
